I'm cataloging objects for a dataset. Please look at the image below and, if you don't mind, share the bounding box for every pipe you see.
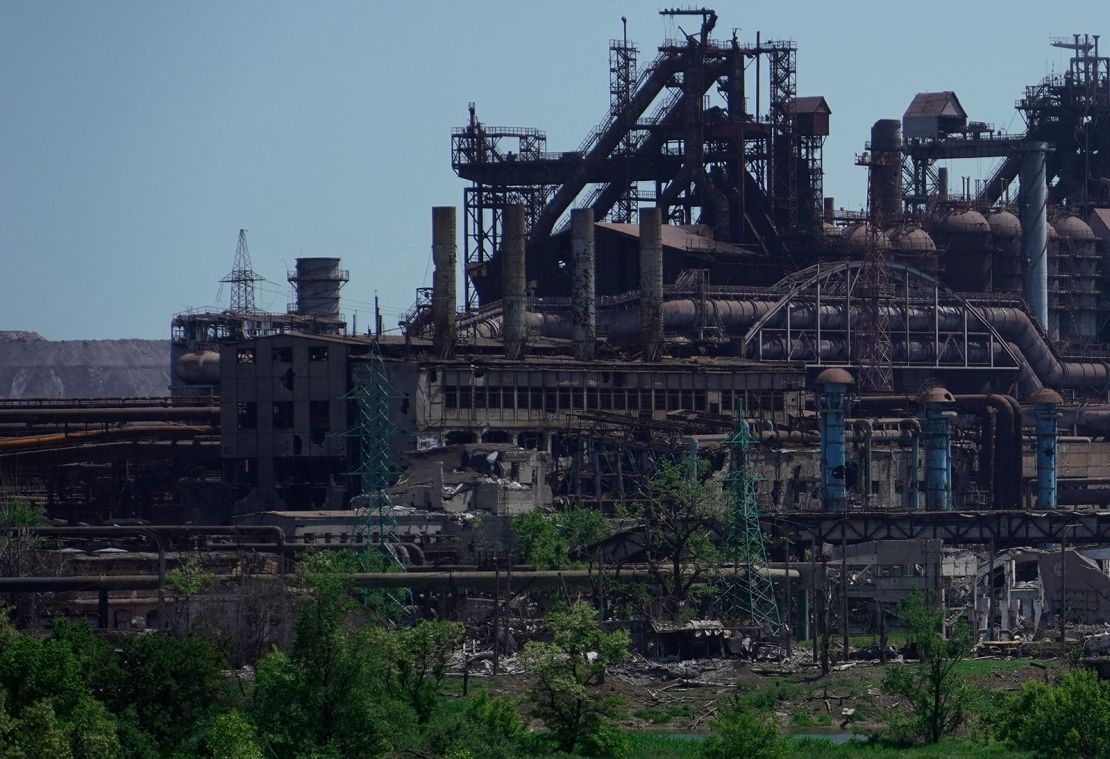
[0,424,210,452]
[0,407,220,424]
[0,566,800,594]
[502,204,527,360]
[571,208,596,361]
[1032,390,1062,509]
[431,206,457,359]
[922,389,956,511]
[854,419,873,506]
[1019,143,1049,331]
[903,419,922,511]
[639,207,663,360]
[814,369,853,512]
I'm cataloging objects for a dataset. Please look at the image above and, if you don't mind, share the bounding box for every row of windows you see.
[235,345,328,364]
[437,369,790,393]
[442,385,782,415]
[236,400,331,443]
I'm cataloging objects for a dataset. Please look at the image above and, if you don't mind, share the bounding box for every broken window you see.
[236,348,255,364]
[272,346,292,363]
[236,402,257,430]
[309,401,329,444]
[309,346,328,361]
[272,401,294,429]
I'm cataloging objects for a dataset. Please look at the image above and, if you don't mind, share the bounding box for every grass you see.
[782,736,1032,758]
[632,704,695,724]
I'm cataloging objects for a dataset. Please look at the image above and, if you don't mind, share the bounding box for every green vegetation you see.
[511,507,609,570]
[988,668,1110,758]
[522,601,632,756]
[632,704,694,724]
[881,591,973,744]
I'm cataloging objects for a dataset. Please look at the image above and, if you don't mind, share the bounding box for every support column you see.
[639,208,663,361]
[814,368,853,512]
[1030,388,1062,509]
[431,207,457,359]
[571,209,596,361]
[502,204,527,360]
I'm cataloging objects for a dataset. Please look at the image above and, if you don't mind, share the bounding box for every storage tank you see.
[987,210,1023,293]
[889,225,937,274]
[842,223,891,255]
[1054,215,1099,340]
[933,209,991,292]
[288,258,349,318]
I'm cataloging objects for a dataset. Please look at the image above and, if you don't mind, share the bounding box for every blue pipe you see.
[1034,399,1060,509]
[815,371,852,512]
[923,401,955,511]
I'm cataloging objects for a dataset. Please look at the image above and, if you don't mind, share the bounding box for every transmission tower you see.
[343,342,409,619]
[718,400,781,633]
[855,152,894,391]
[221,229,264,314]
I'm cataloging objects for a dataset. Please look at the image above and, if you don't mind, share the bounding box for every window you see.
[236,348,255,364]
[474,387,487,409]
[458,385,472,409]
[236,402,257,430]
[272,401,294,429]
[309,346,329,361]
[558,387,571,410]
[272,347,292,363]
[309,401,329,444]
[444,386,458,410]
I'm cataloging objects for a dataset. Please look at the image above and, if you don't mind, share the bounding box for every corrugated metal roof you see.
[789,96,831,114]
[903,91,966,119]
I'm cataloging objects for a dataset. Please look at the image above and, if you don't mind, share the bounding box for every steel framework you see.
[220,229,263,314]
[718,402,781,632]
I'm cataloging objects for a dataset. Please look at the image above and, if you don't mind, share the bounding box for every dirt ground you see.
[468,654,1066,734]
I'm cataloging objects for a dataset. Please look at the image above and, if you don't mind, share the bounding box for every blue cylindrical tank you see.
[920,385,956,511]
[814,368,854,512]
[1029,388,1063,509]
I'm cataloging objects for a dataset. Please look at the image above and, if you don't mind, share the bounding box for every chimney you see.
[639,207,663,361]
[502,204,527,360]
[571,208,596,361]
[431,207,457,358]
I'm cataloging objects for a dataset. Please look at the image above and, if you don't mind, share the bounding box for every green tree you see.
[700,696,785,759]
[636,461,722,615]
[114,633,226,751]
[375,620,464,723]
[202,710,264,759]
[521,602,631,756]
[990,668,1110,758]
[424,692,526,759]
[511,511,569,569]
[881,591,973,744]
[251,550,417,758]
[165,555,216,636]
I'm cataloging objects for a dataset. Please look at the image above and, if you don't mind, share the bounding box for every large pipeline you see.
[501,296,1108,392]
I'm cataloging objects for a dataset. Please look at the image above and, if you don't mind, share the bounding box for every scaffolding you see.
[718,401,781,632]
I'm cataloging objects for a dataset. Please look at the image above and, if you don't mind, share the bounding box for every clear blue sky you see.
[1,1,1103,339]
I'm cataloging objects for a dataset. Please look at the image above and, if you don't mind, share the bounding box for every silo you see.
[1054,215,1099,340]
[933,210,991,292]
[842,223,891,259]
[868,120,902,221]
[986,210,1022,293]
[289,258,349,318]
[888,225,937,274]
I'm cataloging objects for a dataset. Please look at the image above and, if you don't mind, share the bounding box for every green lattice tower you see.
[719,401,782,633]
[341,342,406,574]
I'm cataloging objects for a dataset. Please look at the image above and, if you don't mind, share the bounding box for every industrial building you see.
[4,14,1110,648]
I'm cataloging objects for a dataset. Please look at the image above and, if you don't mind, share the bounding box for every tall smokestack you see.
[868,119,902,220]
[639,207,663,361]
[937,167,949,200]
[1019,142,1049,331]
[571,208,596,361]
[431,207,457,358]
[502,204,527,360]
[823,197,835,222]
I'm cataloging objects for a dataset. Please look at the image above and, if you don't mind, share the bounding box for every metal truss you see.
[742,261,1022,371]
[718,402,781,633]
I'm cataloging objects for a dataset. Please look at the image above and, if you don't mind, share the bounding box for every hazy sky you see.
[1,1,1104,339]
